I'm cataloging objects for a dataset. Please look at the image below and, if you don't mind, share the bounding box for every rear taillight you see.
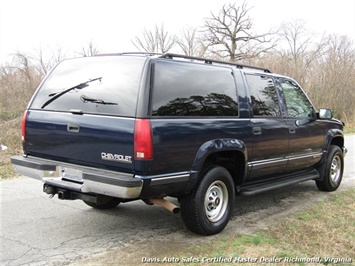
[134,119,153,160]
[21,110,28,142]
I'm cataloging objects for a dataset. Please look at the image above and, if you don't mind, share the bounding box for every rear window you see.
[152,60,238,116]
[30,56,146,117]
[245,74,281,117]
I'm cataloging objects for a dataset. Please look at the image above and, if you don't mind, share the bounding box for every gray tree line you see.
[1,1,354,132]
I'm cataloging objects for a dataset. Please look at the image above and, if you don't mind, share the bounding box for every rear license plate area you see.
[60,167,83,183]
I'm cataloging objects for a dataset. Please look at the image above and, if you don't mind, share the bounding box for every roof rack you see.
[159,53,271,73]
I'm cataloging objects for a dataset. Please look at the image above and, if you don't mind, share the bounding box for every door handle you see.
[289,127,296,134]
[253,127,262,135]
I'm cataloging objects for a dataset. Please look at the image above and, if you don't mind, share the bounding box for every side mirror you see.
[319,108,333,119]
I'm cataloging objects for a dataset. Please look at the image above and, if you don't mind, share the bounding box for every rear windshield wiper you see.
[80,95,118,105]
[41,77,102,108]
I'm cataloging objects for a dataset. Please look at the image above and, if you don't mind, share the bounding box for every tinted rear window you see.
[152,60,238,116]
[245,74,280,117]
[30,56,146,116]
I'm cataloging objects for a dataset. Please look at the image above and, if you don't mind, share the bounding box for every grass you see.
[74,188,355,266]
[160,189,355,265]
[344,127,355,135]
[0,148,19,180]
[0,149,20,180]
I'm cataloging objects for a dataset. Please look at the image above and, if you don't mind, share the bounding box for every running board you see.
[239,169,319,196]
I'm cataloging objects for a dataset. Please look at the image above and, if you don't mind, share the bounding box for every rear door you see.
[245,74,289,181]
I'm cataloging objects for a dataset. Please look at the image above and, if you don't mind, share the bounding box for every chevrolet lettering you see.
[101,152,132,163]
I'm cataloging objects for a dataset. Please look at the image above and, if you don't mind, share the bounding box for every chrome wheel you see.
[180,166,235,235]
[204,180,228,223]
[330,155,341,184]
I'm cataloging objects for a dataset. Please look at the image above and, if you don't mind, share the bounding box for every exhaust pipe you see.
[148,198,180,214]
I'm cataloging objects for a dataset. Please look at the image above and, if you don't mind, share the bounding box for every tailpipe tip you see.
[148,198,180,214]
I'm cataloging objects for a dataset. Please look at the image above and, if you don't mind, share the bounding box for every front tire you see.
[316,145,344,192]
[180,166,235,235]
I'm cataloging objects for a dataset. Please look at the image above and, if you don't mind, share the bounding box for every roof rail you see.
[120,52,163,56]
[160,53,271,73]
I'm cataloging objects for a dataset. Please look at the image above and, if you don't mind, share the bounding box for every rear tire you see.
[83,197,121,209]
[316,145,344,192]
[180,166,235,235]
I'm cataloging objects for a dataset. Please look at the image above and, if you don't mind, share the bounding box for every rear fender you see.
[185,139,247,190]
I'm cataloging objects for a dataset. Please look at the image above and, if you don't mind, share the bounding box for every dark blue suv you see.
[11,53,347,235]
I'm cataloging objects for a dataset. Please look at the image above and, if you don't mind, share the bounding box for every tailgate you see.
[24,110,135,172]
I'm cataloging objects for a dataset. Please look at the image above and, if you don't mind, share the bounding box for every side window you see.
[246,74,280,116]
[152,60,238,116]
[279,78,314,118]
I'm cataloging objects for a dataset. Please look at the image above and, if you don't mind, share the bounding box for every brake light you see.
[21,110,28,142]
[134,119,153,160]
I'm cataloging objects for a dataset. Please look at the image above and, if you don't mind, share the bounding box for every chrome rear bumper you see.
[11,156,142,199]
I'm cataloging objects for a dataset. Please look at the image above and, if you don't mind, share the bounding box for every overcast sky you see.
[0,0,354,64]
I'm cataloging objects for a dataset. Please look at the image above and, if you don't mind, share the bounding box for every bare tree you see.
[132,24,176,53]
[49,44,67,65]
[77,40,100,57]
[0,52,42,117]
[264,22,355,126]
[278,20,327,66]
[308,34,355,122]
[133,28,157,53]
[276,19,329,85]
[203,2,276,62]
[32,47,51,76]
[176,27,209,57]
[11,52,34,83]
[30,45,68,76]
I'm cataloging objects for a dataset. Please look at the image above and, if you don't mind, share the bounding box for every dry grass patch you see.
[174,189,355,265]
[268,188,355,259]
[67,189,355,266]
[155,189,355,265]
[0,117,22,179]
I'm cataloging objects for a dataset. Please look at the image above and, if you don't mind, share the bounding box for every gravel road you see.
[1,135,354,265]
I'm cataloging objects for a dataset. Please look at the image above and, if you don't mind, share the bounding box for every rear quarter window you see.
[245,74,281,117]
[30,56,147,117]
[151,60,238,117]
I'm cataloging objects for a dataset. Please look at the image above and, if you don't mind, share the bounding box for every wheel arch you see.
[318,129,345,167]
[324,129,344,151]
[186,139,248,191]
[316,129,345,181]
